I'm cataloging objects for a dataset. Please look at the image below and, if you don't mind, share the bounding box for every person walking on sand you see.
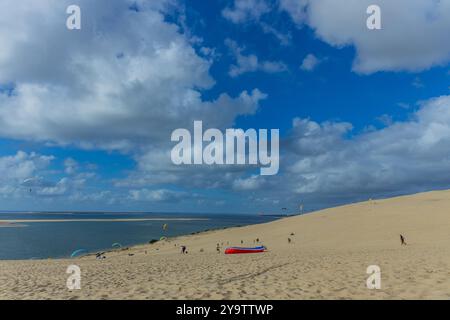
[181,245,187,254]
[400,234,407,246]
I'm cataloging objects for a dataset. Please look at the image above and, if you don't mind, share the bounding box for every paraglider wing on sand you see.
[112,243,122,249]
[70,249,88,258]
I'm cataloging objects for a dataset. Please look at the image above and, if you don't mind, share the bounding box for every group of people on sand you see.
[169,233,407,257]
[97,232,407,260]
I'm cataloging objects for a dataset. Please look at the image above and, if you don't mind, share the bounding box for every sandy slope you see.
[2,190,450,300]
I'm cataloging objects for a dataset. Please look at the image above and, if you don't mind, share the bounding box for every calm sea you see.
[0,212,278,260]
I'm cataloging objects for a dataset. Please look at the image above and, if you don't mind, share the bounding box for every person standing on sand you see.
[181,245,187,254]
[400,234,407,245]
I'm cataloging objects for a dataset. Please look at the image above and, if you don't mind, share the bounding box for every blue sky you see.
[0,0,450,213]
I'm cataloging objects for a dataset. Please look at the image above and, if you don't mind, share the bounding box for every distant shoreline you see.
[0,218,210,224]
[0,222,27,228]
[0,221,13,227]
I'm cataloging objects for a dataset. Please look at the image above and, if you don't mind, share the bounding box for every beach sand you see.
[2,189,450,300]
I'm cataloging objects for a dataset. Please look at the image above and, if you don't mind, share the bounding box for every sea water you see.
[0,212,278,260]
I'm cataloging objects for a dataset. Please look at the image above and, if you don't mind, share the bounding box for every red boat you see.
[224,246,266,254]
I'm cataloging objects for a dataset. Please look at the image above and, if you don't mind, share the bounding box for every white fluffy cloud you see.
[224,0,450,73]
[199,94,450,210]
[278,0,308,24]
[223,1,291,45]
[55,94,450,209]
[0,151,99,201]
[64,158,78,175]
[0,151,53,197]
[260,22,292,46]
[0,0,265,151]
[283,95,450,202]
[300,54,321,71]
[281,0,450,73]
[0,152,53,185]
[222,0,271,24]
[233,175,266,191]
[0,0,271,209]
[128,188,188,202]
[225,39,287,77]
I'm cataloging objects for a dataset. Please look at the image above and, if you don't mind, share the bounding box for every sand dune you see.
[2,189,450,299]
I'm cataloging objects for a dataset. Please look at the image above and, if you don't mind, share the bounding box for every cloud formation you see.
[300,54,321,71]
[225,0,450,73]
[222,0,271,24]
[281,0,450,73]
[283,95,450,204]
[0,151,54,197]
[225,39,287,77]
[0,0,450,212]
[0,0,270,209]
[0,0,264,151]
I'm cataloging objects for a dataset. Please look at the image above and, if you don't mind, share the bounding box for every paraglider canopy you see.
[71,249,88,258]
[22,178,37,185]
[22,178,40,192]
